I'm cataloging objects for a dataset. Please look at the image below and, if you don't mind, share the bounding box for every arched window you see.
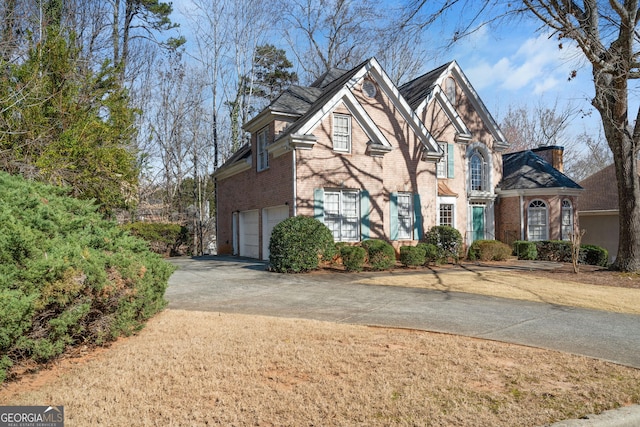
[528,200,548,241]
[445,77,456,104]
[561,199,573,240]
[469,149,486,191]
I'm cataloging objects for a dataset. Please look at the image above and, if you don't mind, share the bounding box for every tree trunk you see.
[593,65,640,271]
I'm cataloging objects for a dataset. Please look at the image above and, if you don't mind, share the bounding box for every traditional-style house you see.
[213,57,578,260]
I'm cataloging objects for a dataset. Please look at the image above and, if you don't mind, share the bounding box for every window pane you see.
[470,152,484,191]
[324,190,359,242]
[333,115,351,151]
[397,194,412,240]
[439,204,453,226]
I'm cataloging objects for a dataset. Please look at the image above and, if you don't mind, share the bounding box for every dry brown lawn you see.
[1,262,640,426]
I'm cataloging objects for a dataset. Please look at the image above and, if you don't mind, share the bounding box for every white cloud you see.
[461,31,579,97]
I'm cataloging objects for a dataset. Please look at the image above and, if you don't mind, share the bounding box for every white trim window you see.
[333,114,351,152]
[469,149,486,191]
[439,203,454,226]
[257,127,269,171]
[397,193,413,240]
[561,199,573,240]
[325,189,359,241]
[528,200,548,241]
[436,142,448,178]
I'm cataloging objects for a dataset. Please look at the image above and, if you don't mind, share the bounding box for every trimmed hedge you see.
[340,246,367,272]
[535,240,573,262]
[424,225,463,263]
[513,240,537,260]
[400,245,427,267]
[361,239,396,270]
[268,216,335,273]
[468,240,512,261]
[581,244,608,267]
[120,222,189,256]
[416,242,438,265]
[0,172,175,384]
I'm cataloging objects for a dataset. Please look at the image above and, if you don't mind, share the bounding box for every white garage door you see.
[239,210,259,259]
[262,205,290,260]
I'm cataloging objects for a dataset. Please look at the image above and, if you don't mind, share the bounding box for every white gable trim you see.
[427,85,473,142]
[420,61,508,151]
[297,58,440,159]
[366,58,440,158]
[299,89,392,149]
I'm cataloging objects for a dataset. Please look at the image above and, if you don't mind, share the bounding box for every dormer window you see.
[333,114,351,152]
[257,127,269,171]
[445,77,456,104]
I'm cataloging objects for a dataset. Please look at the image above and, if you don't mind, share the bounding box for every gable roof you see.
[216,57,443,179]
[271,57,440,159]
[400,61,508,149]
[399,62,452,110]
[499,150,582,195]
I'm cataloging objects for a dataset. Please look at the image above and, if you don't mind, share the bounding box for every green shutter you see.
[390,192,398,241]
[447,143,455,179]
[360,190,370,240]
[413,193,423,240]
[314,188,324,221]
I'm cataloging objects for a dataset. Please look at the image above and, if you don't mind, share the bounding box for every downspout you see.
[292,148,297,216]
[519,193,524,240]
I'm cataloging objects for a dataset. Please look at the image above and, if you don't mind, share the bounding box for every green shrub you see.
[424,226,463,263]
[120,222,189,256]
[416,242,438,265]
[513,240,537,260]
[581,244,609,267]
[0,172,175,384]
[269,216,335,273]
[535,240,573,262]
[400,245,427,267]
[361,239,396,270]
[468,240,512,261]
[340,246,367,272]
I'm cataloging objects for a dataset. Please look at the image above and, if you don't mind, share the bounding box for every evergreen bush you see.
[120,222,189,256]
[416,242,438,265]
[468,240,512,261]
[535,240,573,262]
[513,240,538,260]
[340,246,367,272]
[580,244,609,267]
[361,239,396,270]
[424,226,463,263]
[399,245,427,267]
[268,216,335,273]
[0,172,175,384]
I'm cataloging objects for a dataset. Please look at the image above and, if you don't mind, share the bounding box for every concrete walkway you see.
[166,255,640,369]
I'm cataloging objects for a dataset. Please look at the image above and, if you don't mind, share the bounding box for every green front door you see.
[472,206,485,242]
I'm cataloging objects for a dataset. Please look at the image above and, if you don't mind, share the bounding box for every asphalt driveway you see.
[166,255,640,369]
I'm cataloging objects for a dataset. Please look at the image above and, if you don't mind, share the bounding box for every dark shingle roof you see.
[501,150,582,191]
[274,59,369,143]
[268,85,323,115]
[399,62,452,110]
[310,68,350,88]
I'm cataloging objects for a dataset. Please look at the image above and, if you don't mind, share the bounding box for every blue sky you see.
[170,0,638,141]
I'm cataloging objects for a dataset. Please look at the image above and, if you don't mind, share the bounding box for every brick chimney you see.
[532,146,564,173]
